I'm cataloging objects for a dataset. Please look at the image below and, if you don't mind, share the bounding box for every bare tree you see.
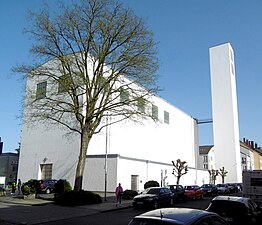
[172,159,188,184]
[208,169,219,184]
[218,167,228,184]
[15,0,159,191]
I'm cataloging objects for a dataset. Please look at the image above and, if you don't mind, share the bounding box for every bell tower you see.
[209,43,242,183]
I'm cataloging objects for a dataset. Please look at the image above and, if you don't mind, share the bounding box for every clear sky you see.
[1,0,262,153]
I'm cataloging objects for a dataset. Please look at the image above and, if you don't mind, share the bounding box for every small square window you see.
[36,81,47,99]
[164,111,169,124]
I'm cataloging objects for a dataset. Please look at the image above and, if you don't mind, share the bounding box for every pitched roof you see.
[199,145,214,154]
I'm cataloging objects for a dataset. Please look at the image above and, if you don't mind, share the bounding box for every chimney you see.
[251,141,254,149]
[0,137,3,155]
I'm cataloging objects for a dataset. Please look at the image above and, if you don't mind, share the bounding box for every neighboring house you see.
[241,139,262,170]
[199,139,262,178]
[18,57,209,193]
[198,145,215,171]
[0,152,19,186]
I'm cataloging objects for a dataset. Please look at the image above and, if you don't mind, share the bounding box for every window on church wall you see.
[231,63,235,75]
[164,111,169,124]
[36,81,47,100]
[152,104,158,119]
[58,74,72,93]
[120,89,129,102]
[137,97,145,113]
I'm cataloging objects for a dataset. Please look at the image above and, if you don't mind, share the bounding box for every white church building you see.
[18,43,241,192]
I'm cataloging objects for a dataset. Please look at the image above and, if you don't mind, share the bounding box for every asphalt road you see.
[44,197,213,225]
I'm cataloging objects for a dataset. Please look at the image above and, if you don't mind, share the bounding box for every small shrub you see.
[54,179,72,193]
[27,179,40,193]
[21,184,33,195]
[122,189,138,200]
[144,180,160,189]
[54,190,102,206]
[21,179,40,195]
[0,187,6,196]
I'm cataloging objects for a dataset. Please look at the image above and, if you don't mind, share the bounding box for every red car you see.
[184,185,204,200]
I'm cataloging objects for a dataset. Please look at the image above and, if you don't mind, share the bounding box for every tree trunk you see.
[74,130,90,192]
[176,176,181,185]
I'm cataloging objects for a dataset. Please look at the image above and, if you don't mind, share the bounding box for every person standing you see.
[17,179,22,195]
[115,183,123,207]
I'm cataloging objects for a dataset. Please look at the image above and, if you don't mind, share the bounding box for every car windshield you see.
[143,188,160,194]
[202,184,211,188]
[184,186,195,190]
[216,184,225,187]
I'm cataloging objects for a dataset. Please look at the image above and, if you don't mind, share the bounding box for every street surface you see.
[44,197,212,225]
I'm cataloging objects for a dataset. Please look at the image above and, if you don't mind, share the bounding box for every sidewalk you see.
[0,194,132,225]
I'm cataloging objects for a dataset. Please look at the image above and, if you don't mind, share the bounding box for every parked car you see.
[167,184,186,202]
[39,179,57,194]
[206,195,262,225]
[235,183,243,191]
[216,183,230,194]
[227,183,239,193]
[128,208,230,225]
[132,187,173,209]
[201,184,218,196]
[184,185,204,200]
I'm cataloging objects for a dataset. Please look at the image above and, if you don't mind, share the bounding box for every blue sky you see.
[1,0,262,153]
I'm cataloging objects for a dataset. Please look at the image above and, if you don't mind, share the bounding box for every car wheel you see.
[46,188,51,194]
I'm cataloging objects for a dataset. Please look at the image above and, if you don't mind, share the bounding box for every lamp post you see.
[104,113,109,201]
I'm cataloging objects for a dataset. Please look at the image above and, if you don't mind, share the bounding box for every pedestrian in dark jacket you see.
[115,183,123,207]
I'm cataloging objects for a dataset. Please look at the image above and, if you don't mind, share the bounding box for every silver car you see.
[128,208,230,225]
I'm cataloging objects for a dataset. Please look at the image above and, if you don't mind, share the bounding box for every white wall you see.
[19,57,200,191]
[18,120,80,187]
[88,96,197,167]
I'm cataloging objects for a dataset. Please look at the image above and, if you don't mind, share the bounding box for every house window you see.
[203,155,208,163]
[36,81,47,99]
[58,74,72,93]
[152,104,158,119]
[203,164,208,170]
[164,111,169,124]
[40,164,53,179]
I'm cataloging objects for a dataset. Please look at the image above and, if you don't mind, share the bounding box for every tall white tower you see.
[209,43,242,183]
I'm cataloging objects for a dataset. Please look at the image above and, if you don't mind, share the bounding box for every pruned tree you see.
[208,169,219,184]
[172,159,188,184]
[15,0,159,192]
[218,167,228,184]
